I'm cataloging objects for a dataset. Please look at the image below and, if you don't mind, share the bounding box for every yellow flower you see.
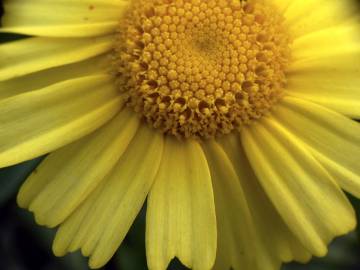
[1,0,360,269]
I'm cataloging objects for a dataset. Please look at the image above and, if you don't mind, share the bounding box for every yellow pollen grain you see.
[113,0,291,139]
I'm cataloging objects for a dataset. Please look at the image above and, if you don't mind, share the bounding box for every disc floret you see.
[114,0,291,138]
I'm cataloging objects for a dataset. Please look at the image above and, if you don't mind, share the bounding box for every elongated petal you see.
[289,31,360,72]
[283,0,356,39]
[0,36,113,81]
[53,124,163,269]
[53,179,106,257]
[0,54,110,100]
[18,109,139,227]
[202,140,258,270]
[1,22,119,38]
[287,25,360,118]
[241,117,356,256]
[0,75,123,168]
[88,126,163,268]
[291,24,360,62]
[146,138,217,270]
[1,0,128,37]
[272,97,360,198]
[219,133,311,266]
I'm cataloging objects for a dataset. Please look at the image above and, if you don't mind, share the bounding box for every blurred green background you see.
[1,1,360,270]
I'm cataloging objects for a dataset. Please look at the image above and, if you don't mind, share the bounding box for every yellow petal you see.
[283,0,356,39]
[0,36,113,81]
[1,0,128,37]
[146,138,217,270]
[219,133,311,266]
[289,32,360,72]
[202,140,258,270]
[87,125,163,269]
[53,179,106,257]
[1,22,119,38]
[18,108,139,227]
[0,54,110,100]
[0,74,123,168]
[286,25,360,118]
[53,124,163,269]
[290,24,360,61]
[273,97,360,198]
[241,117,356,256]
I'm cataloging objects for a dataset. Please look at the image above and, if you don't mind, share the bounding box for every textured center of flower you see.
[114,0,291,138]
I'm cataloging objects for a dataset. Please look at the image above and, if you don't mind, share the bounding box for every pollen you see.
[113,0,291,139]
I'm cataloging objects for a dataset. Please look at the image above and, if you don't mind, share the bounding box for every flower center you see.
[113,0,291,139]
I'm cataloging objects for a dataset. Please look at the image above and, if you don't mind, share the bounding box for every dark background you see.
[1,1,360,269]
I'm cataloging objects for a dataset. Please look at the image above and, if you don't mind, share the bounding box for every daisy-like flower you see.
[1,0,360,269]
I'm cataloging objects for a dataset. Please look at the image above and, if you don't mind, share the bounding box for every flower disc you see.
[114,0,291,138]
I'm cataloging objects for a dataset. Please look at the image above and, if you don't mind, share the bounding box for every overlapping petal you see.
[219,133,311,267]
[287,24,360,118]
[18,109,140,227]
[0,54,110,100]
[281,0,356,38]
[0,75,123,167]
[202,140,261,270]
[1,0,129,37]
[242,116,356,256]
[0,36,114,81]
[53,124,163,269]
[272,97,360,198]
[146,138,217,270]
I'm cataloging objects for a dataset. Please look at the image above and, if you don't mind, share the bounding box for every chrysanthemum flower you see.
[1,0,360,269]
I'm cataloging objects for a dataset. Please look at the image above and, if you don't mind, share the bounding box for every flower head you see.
[0,0,360,269]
